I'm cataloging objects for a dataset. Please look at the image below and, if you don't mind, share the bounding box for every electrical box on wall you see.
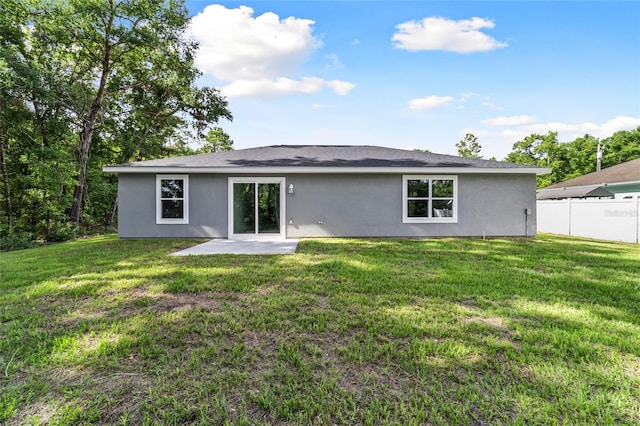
[525,208,532,215]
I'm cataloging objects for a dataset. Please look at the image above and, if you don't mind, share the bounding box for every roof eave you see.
[603,179,640,187]
[103,166,551,175]
[536,184,615,200]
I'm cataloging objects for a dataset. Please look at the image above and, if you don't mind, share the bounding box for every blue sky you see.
[184,1,640,159]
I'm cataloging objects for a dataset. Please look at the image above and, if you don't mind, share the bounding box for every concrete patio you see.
[170,239,299,256]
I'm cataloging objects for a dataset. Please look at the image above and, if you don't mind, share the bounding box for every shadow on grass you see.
[1,234,639,424]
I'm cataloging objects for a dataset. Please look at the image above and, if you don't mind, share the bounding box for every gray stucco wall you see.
[117,172,537,238]
[118,174,228,238]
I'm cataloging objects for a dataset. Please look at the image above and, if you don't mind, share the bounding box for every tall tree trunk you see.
[69,45,113,226]
[107,195,117,226]
[0,126,13,228]
[69,130,91,225]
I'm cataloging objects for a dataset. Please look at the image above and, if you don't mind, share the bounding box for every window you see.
[156,175,189,224]
[402,175,457,223]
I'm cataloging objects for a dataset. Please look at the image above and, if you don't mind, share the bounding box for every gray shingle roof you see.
[536,185,614,200]
[542,157,640,189]
[107,145,540,169]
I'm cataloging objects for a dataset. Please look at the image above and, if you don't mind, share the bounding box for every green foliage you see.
[504,127,640,188]
[505,131,565,187]
[602,127,640,168]
[564,133,599,179]
[44,222,78,243]
[456,133,482,158]
[0,230,35,251]
[198,127,234,153]
[0,0,232,244]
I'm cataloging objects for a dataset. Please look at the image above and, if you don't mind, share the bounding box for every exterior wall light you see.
[288,184,294,194]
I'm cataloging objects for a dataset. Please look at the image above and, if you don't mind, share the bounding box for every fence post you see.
[636,196,639,244]
[568,198,572,236]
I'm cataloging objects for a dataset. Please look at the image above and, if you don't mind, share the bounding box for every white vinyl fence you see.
[537,198,640,243]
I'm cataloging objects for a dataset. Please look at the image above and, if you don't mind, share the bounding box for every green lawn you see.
[1,235,639,425]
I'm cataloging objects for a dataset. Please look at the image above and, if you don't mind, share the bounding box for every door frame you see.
[227,177,286,240]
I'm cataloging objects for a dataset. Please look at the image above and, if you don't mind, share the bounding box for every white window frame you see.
[228,177,286,240]
[156,174,189,224]
[402,175,458,223]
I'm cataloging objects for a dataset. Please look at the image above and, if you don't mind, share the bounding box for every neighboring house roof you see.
[543,157,640,189]
[537,157,640,199]
[536,185,614,200]
[104,145,550,175]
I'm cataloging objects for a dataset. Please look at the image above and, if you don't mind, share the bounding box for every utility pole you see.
[596,142,603,171]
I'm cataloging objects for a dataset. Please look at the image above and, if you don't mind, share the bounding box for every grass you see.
[0,234,639,425]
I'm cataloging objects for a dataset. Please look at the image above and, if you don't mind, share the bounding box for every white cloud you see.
[324,53,343,71]
[500,129,528,139]
[392,16,508,53]
[524,116,640,138]
[187,5,355,98]
[462,129,492,139]
[460,92,478,99]
[325,80,356,95]
[481,102,504,111]
[188,5,317,81]
[221,78,323,98]
[483,115,536,126]
[408,95,456,110]
[221,77,354,98]
[598,116,640,135]
[312,103,339,109]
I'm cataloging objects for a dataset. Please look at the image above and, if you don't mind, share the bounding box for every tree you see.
[601,127,640,168]
[200,127,234,153]
[0,0,30,229]
[0,0,232,243]
[1,0,77,236]
[564,134,599,179]
[504,128,640,189]
[456,133,482,158]
[505,131,569,187]
[29,0,231,225]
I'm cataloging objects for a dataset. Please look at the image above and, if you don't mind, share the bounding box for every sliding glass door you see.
[229,178,285,239]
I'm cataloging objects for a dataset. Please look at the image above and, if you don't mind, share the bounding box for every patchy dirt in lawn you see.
[9,365,154,426]
[465,315,509,330]
[51,288,243,329]
[153,291,227,312]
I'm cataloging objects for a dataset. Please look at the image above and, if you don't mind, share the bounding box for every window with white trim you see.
[156,174,189,224]
[402,175,457,223]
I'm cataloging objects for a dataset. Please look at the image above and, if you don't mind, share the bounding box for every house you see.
[103,145,550,239]
[537,157,640,200]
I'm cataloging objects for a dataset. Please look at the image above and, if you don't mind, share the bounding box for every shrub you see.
[0,232,35,252]
[45,223,78,242]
